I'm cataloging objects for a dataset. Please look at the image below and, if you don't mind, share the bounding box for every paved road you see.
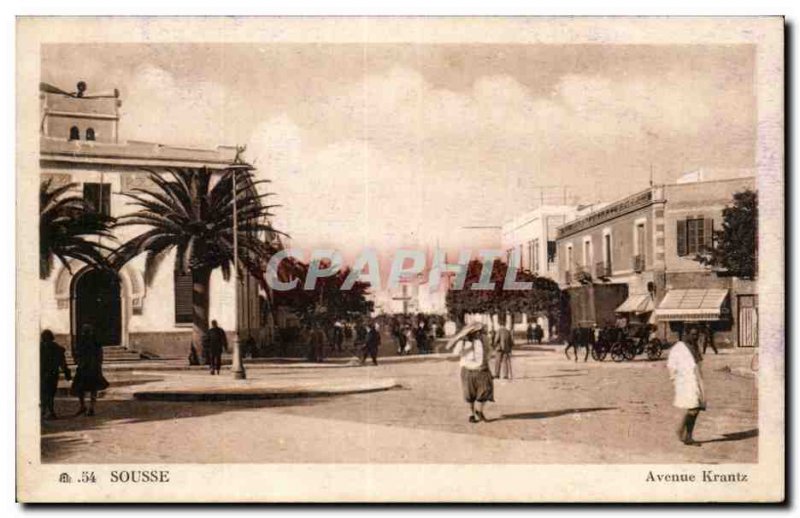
[41,346,757,464]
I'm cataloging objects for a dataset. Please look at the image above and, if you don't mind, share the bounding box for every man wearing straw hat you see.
[444,322,495,423]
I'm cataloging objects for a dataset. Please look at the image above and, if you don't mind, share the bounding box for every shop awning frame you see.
[615,294,655,314]
[654,289,729,322]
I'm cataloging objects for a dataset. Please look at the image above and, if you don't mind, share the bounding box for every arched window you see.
[69,126,80,141]
[86,128,96,141]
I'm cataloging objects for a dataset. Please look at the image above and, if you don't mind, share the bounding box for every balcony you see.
[595,261,611,279]
[633,254,645,273]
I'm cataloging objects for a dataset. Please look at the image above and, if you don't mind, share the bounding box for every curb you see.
[132,379,402,402]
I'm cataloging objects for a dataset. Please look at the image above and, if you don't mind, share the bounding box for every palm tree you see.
[39,178,116,280]
[113,166,282,359]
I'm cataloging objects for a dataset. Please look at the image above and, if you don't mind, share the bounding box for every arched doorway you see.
[73,268,122,346]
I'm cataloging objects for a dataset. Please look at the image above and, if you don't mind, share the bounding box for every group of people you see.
[389,320,437,356]
[525,322,545,345]
[305,319,382,366]
[40,324,109,420]
[444,320,708,447]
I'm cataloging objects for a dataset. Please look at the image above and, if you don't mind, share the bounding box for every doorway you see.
[73,268,122,346]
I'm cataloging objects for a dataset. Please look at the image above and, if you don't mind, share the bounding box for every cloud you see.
[119,64,230,148]
[243,64,753,259]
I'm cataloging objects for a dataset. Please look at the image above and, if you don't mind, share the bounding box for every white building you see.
[39,81,263,358]
[498,205,581,337]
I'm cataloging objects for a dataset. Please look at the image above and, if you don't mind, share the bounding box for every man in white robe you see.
[667,325,706,446]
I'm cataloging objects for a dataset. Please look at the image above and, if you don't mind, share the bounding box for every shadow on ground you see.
[700,428,759,444]
[499,407,617,421]
[41,396,327,462]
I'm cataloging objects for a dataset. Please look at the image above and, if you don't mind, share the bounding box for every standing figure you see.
[493,325,514,379]
[70,324,109,417]
[416,322,429,354]
[533,323,544,345]
[333,321,345,352]
[526,323,534,345]
[445,323,494,423]
[207,320,228,375]
[40,329,71,420]
[667,325,706,446]
[361,322,381,365]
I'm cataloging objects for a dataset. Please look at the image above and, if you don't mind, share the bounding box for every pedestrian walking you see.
[361,322,381,365]
[700,325,718,355]
[493,324,514,380]
[70,324,109,417]
[40,329,71,420]
[667,325,706,446]
[206,320,228,375]
[444,322,494,423]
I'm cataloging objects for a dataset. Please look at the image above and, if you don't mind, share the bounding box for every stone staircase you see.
[65,345,149,365]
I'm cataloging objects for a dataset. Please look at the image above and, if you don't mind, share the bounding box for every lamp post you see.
[230,163,250,380]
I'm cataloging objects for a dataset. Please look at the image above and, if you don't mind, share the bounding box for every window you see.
[547,241,557,264]
[677,217,712,256]
[604,233,612,268]
[69,126,80,141]
[686,218,704,254]
[566,245,573,271]
[174,271,193,324]
[583,239,592,267]
[86,128,96,141]
[532,239,540,273]
[82,183,111,216]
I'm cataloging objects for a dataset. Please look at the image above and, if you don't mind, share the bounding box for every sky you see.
[42,43,756,265]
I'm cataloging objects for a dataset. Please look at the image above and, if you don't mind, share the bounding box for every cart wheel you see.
[646,339,663,360]
[598,347,609,361]
[622,341,636,361]
[610,343,625,362]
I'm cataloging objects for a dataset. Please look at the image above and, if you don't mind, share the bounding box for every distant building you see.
[39,81,266,357]
[499,205,581,336]
[556,176,757,348]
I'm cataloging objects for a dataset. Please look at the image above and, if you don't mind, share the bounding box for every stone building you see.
[39,82,266,358]
[556,176,757,348]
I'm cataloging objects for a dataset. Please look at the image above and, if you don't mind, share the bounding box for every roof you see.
[654,289,729,321]
[40,137,239,170]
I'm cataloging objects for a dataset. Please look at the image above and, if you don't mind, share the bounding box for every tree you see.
[695,189,757,279]
[445,259,562,327]
[39,178,116,280]
[271,259,374,325]
[113,166,282,353]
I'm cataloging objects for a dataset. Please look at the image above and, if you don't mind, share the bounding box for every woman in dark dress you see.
[70,324,109,416]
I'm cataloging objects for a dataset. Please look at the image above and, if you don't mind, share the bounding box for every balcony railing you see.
[595,261,611,279]
[633,254,645,273]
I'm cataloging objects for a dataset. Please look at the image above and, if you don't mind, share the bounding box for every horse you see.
[565,327,595,362]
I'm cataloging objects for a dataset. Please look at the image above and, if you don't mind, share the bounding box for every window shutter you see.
[703,218,714,252]
[174,271,194,324]
[676,219,687,256]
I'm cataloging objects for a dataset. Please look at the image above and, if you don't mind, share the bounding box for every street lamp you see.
[229,162,252,380]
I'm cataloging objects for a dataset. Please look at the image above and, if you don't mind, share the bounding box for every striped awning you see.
[654,289,729,321]
[615,294,655,314]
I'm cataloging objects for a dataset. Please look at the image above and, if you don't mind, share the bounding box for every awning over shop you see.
[615,294,655,314]
[654,289,729,321]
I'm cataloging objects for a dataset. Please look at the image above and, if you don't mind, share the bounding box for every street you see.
[41,345,757,464]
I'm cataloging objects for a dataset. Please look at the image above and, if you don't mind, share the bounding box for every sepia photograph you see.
[15,16,784,503]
